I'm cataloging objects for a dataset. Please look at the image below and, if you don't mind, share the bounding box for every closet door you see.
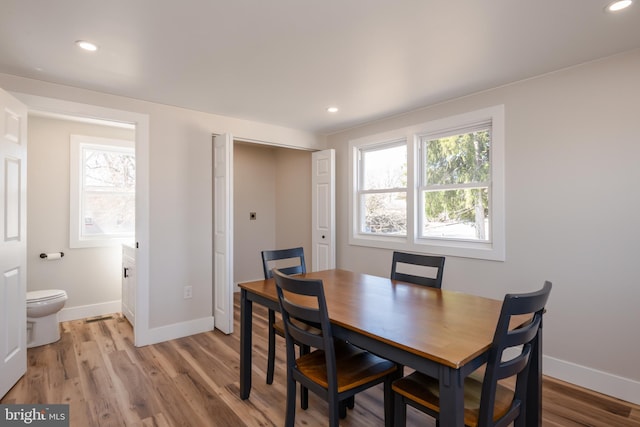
[213,133,233,334]
[311,149,335,271]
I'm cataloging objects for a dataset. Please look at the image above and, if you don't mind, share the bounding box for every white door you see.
[213,133,234,334]
[311,149,335,271]
[0,88,27,398]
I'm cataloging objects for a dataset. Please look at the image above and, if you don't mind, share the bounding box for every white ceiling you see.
[1,0,639,134]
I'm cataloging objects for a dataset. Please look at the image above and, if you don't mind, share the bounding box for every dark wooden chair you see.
[390,251,445,288]
[392,281,552,427]
[261,247,306,385]
[273,268,399,427]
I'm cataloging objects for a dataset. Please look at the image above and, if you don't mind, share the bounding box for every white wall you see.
[0,72,322,339]
[234,143,277,283]
[274,148,312,255]
[27,116,134,317]
[326,50,640,404]
[233,143,312,284]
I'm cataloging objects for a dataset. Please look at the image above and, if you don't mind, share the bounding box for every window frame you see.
[349,105,505,261]
[356,138,408,237]
[70,134,135,248]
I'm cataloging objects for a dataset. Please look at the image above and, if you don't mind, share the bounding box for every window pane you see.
[362,144,406,190]
[83,192,135,236]
[84,148,135,190]
[425,130,490,186]
[361,192,406,235]
[422,188,489,241]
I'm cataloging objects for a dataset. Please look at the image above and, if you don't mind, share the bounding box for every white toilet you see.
[26,289,68,348]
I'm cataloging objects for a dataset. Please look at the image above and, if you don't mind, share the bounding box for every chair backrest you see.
[390,251,445,288]
[261,247,306,280]
[478,281,552,427]
[273,268,338,384]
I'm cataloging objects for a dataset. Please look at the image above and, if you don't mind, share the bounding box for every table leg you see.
[437,366,465,427]
[240,288,252,399]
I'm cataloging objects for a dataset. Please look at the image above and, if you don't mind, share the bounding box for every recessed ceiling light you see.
[75,40,98,51]
[327,107,339,113]
[606,0,633,12]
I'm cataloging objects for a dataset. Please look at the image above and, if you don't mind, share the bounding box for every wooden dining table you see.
[238,269,542,427]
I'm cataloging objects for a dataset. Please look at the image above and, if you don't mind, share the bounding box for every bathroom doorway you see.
[27,113,135,320]
[14,93,151,346]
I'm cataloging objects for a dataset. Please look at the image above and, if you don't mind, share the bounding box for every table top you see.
[239,268,526,369]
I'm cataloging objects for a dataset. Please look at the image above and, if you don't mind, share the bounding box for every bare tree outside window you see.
[358,142,407,235]
[82,145,135,237]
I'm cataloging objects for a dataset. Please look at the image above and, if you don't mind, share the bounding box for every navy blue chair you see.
[261,247,306,385]
[392,281,552,427]
[390,251,445,288]
[273,268,398,427]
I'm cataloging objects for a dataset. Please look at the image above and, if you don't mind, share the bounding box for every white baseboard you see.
[135,316,215,347]
[58,300,122,322]
[544,355,640,405]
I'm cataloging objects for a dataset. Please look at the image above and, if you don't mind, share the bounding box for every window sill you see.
[349,233,505,261]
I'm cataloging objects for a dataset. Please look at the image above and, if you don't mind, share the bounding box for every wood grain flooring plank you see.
[87,396,128,427]
[133,344,208,427]
[61,377,92,427]
[76,339,117,401]
[167,339,269,427]
[108,349,162,422]
[141,412,172,427]
[172,371,246,427]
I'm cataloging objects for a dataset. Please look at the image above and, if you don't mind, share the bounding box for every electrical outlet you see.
[183,285,193,299]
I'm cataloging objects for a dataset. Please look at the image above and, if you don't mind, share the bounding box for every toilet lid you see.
[27,289,67,303]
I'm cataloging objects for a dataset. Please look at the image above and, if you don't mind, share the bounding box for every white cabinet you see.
[122,244,136,325]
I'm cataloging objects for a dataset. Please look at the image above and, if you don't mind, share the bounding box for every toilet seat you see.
[27,289,67,304]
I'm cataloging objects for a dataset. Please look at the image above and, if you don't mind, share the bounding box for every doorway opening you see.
[233,141,313,285]
[28,112,136,326]
[212,134,313,334]
[15,92,150,346]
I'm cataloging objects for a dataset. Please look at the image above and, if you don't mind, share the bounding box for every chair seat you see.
[296,340,397,393]
[273,318,320,337]
[392,371,515,427]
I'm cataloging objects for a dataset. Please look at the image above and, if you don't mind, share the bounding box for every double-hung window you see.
[70,135,135,248]
[356,140,407,236]
[349,105,505,261]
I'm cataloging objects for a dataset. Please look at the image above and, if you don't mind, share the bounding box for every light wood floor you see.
[3,295,639,426]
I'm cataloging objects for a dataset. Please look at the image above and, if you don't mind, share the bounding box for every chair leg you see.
[300,378,309,410]
[339,400,348,419]
[300,344,309,410]
[266,309,276,384]
[284,372,297,427]
[328,394,340,427]
[384,378,395,427]
[393,391,407,427]
[346,395,355,409]
[514,408,526,427]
